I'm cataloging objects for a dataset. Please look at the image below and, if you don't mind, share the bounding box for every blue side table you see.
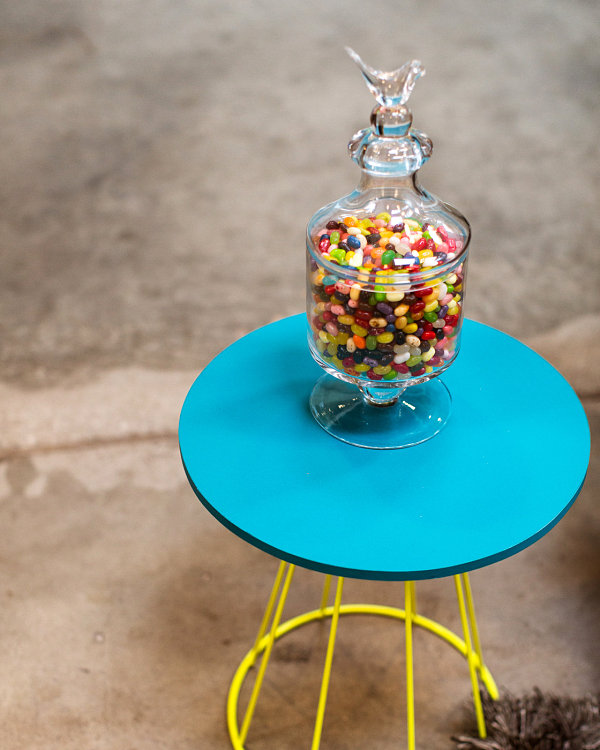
[179,315,590,750]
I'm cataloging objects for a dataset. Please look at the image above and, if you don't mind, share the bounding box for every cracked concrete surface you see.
[0,1,598,749]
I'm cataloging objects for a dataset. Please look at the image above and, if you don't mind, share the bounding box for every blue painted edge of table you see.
[179,315,591,581]
[180,448,587,581]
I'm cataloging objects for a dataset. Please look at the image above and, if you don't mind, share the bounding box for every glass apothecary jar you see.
[306,50,470,449]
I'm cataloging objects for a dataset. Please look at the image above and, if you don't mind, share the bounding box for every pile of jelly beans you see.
[308,213,465,382]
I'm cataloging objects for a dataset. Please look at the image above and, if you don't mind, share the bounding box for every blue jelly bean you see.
[347,235,361,249]
[323,275,338,286]
[386,323,396,332]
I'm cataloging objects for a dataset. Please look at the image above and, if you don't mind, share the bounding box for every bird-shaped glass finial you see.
[345,47,425,107]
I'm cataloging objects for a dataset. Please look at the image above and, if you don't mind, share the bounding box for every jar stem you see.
[358,384,406,408]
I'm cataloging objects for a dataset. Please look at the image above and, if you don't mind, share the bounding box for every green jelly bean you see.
[381,249,395,266]
[330,247,345,263]
[374,284,386,302]
[368,293,378,307]
[384,369,398,380]
[330,230,341,244]
[406,355,422,367]
[327,342,337,356]
[424,312,438,323]
[446,284,454,293]
[365,335,377,350]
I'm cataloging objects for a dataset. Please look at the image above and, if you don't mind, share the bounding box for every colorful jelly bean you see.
[308,214,465,384]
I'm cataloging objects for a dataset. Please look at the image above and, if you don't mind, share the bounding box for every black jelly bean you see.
[337,323,352,334]
[436,330,445,340]
[395,332,406,344]
[357,302,373,313]
[392,223,404,233]
[420,341,431,353]
[337,346,349,359]
[366,233,381,244]
[338,240,349,251]
[358,290,371,303]
[326,220,340,230]
[353,351,364,364]
[380,353,394,366]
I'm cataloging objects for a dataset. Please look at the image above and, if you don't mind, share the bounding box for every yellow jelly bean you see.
[424,300,439,313]
[403,323,418,334]
[376,212,391,223]
[335,332,350,345]
[338,315,355,325]
[376,332,394,344]
[354,363,370,372]
[425,365,433,373]
[379,230,393,239]
[394,316,408,329]
[345,251,355,262]
[315,302,326,313]
[418,249,433,259]
[318,330,328,343]
[350,283,361,300]
[394,303,410,316]
[326,333,336,344]
[351,324,368,337]
[446,273,458,284]
[331,356,343,368]
[327,342,337,356]
[374,365,392,375]
[386,290,404,302]
[359,218,372,229]
[422,348,435,362]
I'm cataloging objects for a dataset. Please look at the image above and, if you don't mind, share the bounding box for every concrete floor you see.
[0,1,599,748]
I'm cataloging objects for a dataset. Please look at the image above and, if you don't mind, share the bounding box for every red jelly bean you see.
[414,288,432,297]
[407,264,420,273]
[429,356,442,366]
[355,310,372,324]
[396,363,410,374]
[422,322,433,332]
[412,237,427,251]
[324,284,336,295]
[421,331,436,340]
[410,301,426,313]
[445,315,459,327]
[412,367,426,376]
[366,371,384,380]
[312,316,324,330]
[319,237,330,251]
[443,325,453,335]
[322,310,335,322]
[342,357,355,368]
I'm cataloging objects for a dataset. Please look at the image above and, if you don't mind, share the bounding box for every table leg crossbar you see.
[227,563,498,750]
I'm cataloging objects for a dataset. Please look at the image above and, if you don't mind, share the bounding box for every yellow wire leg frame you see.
[227,563,498,750]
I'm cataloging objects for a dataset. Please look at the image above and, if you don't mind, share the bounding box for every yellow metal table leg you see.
[312,576,344,750]
[405,581,416,750]
[239,563,295,746]
[454,574,486,738]
[320,574,332,614]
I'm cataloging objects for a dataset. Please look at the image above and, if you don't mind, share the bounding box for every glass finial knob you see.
[345,47,425,107]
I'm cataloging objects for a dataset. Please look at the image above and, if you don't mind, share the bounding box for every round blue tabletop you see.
[179,315,590,580]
